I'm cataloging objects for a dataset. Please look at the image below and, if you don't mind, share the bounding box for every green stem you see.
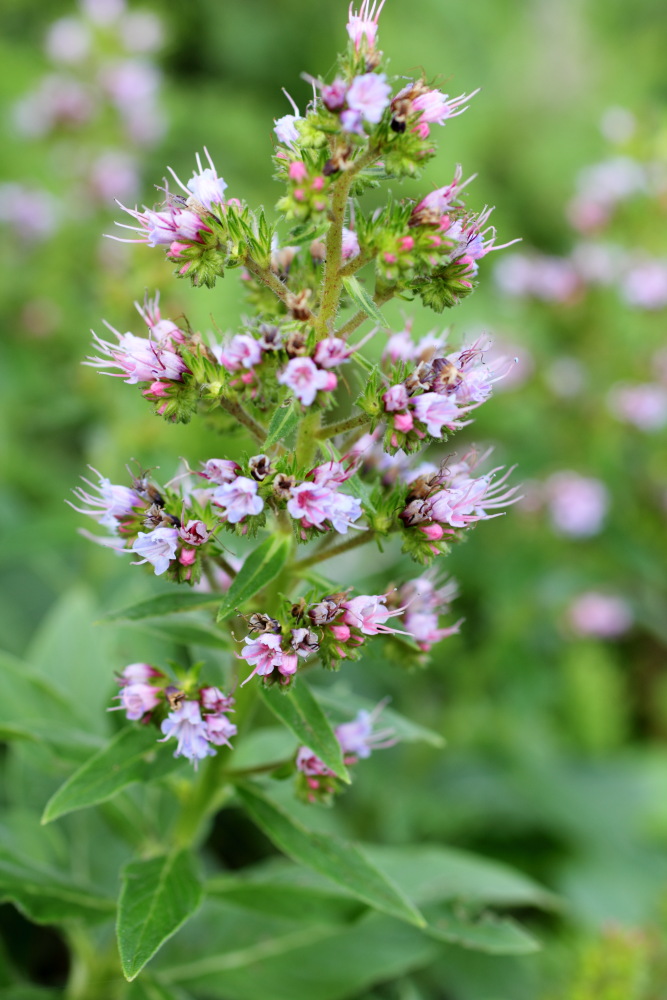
[172,751,234,849]
[292,530,375,571]
[295,408,322,468]
[212,553,239,579]
[339,249,373,278]
[316,411,370,440]
[218,396,266,443]
[334,287,394,339]
[243,255,290,306]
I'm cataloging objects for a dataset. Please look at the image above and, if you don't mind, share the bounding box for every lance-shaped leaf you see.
[260,682,349,782]
[118,851,203,981]
[42,726,184,824]
[0,844,115,925]
[217,535,291,623]
[235,782,424,927]
[264,403,299,451]
[124,617,232,650]
[126,976,195,1000]
[342,276,387,326]
[315,686,445,749]
[102,592,221,623]
[421,901,540,954]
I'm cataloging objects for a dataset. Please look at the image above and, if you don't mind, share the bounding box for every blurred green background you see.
[1,0,667,996]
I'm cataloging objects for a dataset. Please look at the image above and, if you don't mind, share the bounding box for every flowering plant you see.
[3,4,558,995]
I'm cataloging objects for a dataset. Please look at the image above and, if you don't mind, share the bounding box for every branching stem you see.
[292,530,376,571]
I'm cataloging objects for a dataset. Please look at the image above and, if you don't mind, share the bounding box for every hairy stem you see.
[293,529,375,571]
[218,396,266,444]
[316,411,370,440]
[295,408,322,468]
[339,249,373,278]
[242,255,290,307]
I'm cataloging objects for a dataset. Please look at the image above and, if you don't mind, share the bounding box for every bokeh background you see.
[1,0,667,996]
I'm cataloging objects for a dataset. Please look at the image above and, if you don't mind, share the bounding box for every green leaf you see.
[217,535,292,622]
[118,851,204,981]
[0,721,103,763]
[342,276,387,326]
[235,782,424,927]
[126,976,195,1000]
[421,902,540,954]
[0,844,114,925]
[231,727,298,772]
[264,403,299,451]
[42,726,185,824]
[102,592,221,622]
[124,617,231,650]
[0,989,66,999]
[206,874,363,925]
[260,682,349,782]
[316,686,445,749]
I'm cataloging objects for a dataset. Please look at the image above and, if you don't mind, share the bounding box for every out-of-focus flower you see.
[567,591,634,639]
[346,0,386,52]
[346,73,391,125]
[545,471,609,537]
[608,382,667,431]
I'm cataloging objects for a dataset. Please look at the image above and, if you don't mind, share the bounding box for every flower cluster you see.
[296,702,396,804]
[72,1,521,795]
[111,665,237,767]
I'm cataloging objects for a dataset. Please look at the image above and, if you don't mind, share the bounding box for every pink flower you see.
[341,595,409,636]
[322,79,348,111]
[205,713,237,747]
[287,482,336,528]
[545,471,608,537]
[69,468,142,531]
[314,338,354,368]
[119,663,162,684]
[160,700,215,767]
[274,94,303,149]
[201,687,235,713]
[346,73,391,124]
[240,634,297,685]
[342,227,360,259]
[278,357,333,406]
[296,746,334,777]
[200,459,242,485]
[567,591,634,639]
[178,520,211,545]
[414,168,468,216]
[213,476,264,524]
[608,383,667,431]
[325,491,363,534]
[131,527,180,575]
[86,326,189,384]
[216,334,262,372]
[427,467,520,528]
[394,412,414,432]
[384,330,417,363]
[412,392,471,436]
[112,201,208,248]
[346,0,386,51]
[383,384,409,412]
[411,88,476,134]
[113,682,162,721]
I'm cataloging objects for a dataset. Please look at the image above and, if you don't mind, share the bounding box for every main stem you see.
[292,530,375,571]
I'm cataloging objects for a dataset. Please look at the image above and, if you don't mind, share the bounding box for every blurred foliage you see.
[1,0,667,997]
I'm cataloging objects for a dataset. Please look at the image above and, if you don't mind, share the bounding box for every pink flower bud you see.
[240,371,255,384]
[330,624,351,642]
[383,384,409,412]
[179,547,197,565]
[394,412,414,432]
[420,523,444,540]
[147,380,171,397]
[384,252,397,264]
[289,161,308,181]
[293,188,305,202]
[399,236,415,252]
[311,176,324,191]
[322,371,338,391]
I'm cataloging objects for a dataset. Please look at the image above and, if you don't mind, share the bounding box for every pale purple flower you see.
[335,707,395,759]
[608,383,667,431]
[113,682,161,721]
[414,167,468,216]
[346,0,386,51]
[412,392,472,436]
[274,114,302,148]
[131,527,179,574]
[81,0,125,27]
[296,746,334,777]
[310,459,353,487]
[213,476,264,524]
[341,227,360,260]
[545,472,609,537]
[341,595,410,636]
[168,149,228,211]
[112,201,207,248]
[119,663,162,684]
[201,687,235,713]
[201,459,242,485]
[314,338,354,369]
[69,468,142,531]
[119,10,164,54]
[86,326,188,384]
[90,150,140,204]
[340,109,364,135]
[216,334,262,372]
[14,76,94,137]
[160,700,215,767]
[447,341,515,404]
[101,59,160,111]
[401,612,461,650]
[325,491,363,534]
[0,184,60,243]
[278,357,332,406]
[427,467,520,528]
[567,591,633,639]
[205,713,237,747]
[46,18,92,64]
[384,330,417,363]
[346,73,391,125]
[621,260,667,310]
[383,384,410,412]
